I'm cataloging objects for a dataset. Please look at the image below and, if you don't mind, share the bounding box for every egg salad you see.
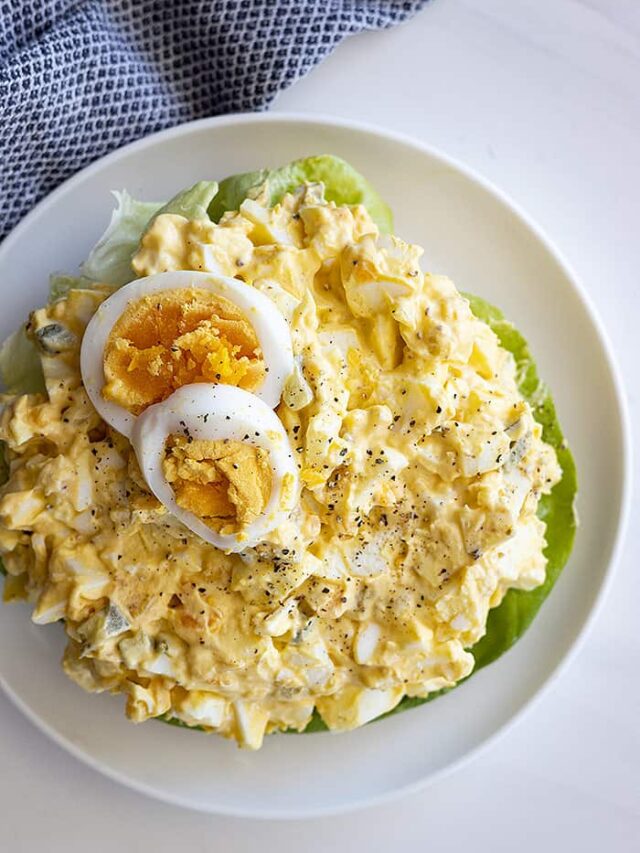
[0,157,575,749]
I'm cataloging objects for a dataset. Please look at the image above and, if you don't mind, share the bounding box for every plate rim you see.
[0,111,632,819]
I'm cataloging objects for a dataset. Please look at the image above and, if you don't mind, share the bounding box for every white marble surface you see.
[1,0,638,849]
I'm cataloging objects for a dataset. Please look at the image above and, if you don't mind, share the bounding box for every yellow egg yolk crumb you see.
[163,435,272,534]
[102,288,265,414]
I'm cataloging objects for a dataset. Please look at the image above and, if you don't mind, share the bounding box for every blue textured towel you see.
[0,0,427,239]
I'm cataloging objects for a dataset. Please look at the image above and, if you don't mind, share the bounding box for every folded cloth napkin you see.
[0,0,427,239]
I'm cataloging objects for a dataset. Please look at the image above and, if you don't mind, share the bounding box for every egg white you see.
[131,383,299,552]
[80,270,294,438]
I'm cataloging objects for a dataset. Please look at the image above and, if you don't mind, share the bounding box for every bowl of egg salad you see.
[0,116,628,817]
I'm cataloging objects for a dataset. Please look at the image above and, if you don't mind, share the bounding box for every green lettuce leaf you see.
[80,182,218,289]
[209,155,393,234]
[155,181,219,222]
[48,273,97,302]
[0,326,45,395]
[81,191,163,287]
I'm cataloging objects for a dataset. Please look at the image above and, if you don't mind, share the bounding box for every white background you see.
[1,0,638,849]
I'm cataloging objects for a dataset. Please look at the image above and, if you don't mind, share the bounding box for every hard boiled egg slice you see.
[131,384,299,552]
[80,270,293,438]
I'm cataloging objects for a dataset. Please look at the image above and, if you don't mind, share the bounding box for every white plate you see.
[0,114,630,819]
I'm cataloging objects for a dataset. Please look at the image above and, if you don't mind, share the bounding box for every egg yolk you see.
[102,289,265,415]
[163,435,272,534]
